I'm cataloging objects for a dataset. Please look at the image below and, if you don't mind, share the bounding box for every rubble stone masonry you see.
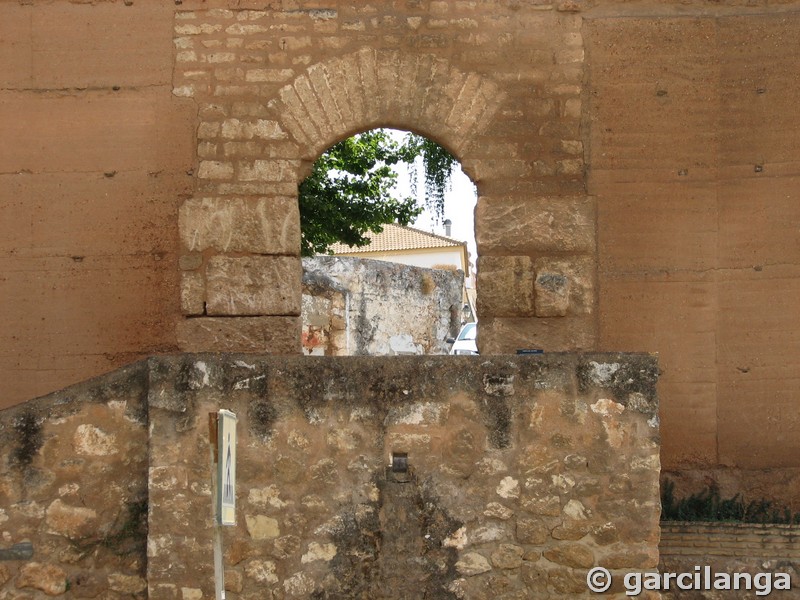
[0,353,660,599]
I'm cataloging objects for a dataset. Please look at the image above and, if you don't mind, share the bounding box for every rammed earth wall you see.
[4,0,800,522]
[0,353,660,599]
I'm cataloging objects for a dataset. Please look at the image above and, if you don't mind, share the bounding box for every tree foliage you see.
[298,129,458,256]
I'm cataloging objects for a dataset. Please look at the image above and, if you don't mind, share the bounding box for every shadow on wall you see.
[301,255,463,356]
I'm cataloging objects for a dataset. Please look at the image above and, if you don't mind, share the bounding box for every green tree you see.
[298,129,458,256]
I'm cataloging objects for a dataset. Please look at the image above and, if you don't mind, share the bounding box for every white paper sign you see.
[216,409,237,526]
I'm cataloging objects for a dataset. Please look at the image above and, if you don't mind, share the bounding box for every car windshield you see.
[457,323,477,341]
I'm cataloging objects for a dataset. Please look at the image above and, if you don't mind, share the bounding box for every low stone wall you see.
[301,256,464,356]
[659,522,800,599]
[1,353,661,599]
[0,364,150,598]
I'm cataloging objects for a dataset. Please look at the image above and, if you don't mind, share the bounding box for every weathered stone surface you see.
[206,256,301,315]
[496,476,520,499]
[181,588,202,600]
[179,196,300,255]
[197,160,234,180]
[301,542,337,563]
[491,543,524,569]
[176,316,301,353]
[535,256,594,317]
[604,546,658,569]
[476,256,535,318]
[543,543,595,568]
[224,569,244,593]
[69,572,105,598]
[484,502,513,520]
[244,559,278,583]
[180,271,205,315]
[456,552,492,576]
[245,515,280,540]
[535,272,570,317]
[551,520,590,540]
[522,495,563,517]
[283,571,316,596]
[476,196,595,254]
[73,423,118,456]
[15,562,68,596]
[302,255,463,356]
[548,567,586,594]
[45,499,98,538]
[108,573,147,594]
[479,315,597,354]
[516,517,549,545]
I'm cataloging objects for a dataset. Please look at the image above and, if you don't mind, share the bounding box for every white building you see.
[328,223,470,276]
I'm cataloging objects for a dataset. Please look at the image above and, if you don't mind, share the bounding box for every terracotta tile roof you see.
[328,223,465,254]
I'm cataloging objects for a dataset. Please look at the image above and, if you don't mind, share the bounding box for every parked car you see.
[448,322,478,355]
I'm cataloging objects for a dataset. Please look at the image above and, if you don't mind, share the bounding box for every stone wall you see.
[301,256,463,356]
[0,352,661,599]
[659,522,800,598]
[0,364,150,598]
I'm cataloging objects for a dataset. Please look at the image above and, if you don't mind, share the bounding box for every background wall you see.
[584,6,800,500]
[0,2,194,405]
[1,0,800,503]
[301,256,463,356]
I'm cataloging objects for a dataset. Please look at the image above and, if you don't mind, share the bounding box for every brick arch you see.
[268,48,505,167]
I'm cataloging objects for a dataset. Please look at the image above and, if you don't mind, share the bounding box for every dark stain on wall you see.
[321,468,461,599]
[10,410,43,469]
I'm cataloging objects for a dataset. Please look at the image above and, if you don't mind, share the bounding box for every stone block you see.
[205,256,301,315]
[197,160,234,180]
[516,517,549,544]
[108,574,147,594]
[175,316,301,354]
[476,196,595,255]
[456,552,492,576]
[478,316,597,354]
[244,559,278,584]
[179,196,300,255]
[45,499,98,539]
[534,272,570,317]
[535,256,594,316]
[15,562,68,596]
[181,271,205,315]
[245,515,280,540]
[491,544,524,569]
[476,256,535,318]
[73,424,118,456]
[238,159,298,182]
[543,543,595,568]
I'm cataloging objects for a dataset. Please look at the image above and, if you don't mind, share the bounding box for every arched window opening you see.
[299,128,477,357]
